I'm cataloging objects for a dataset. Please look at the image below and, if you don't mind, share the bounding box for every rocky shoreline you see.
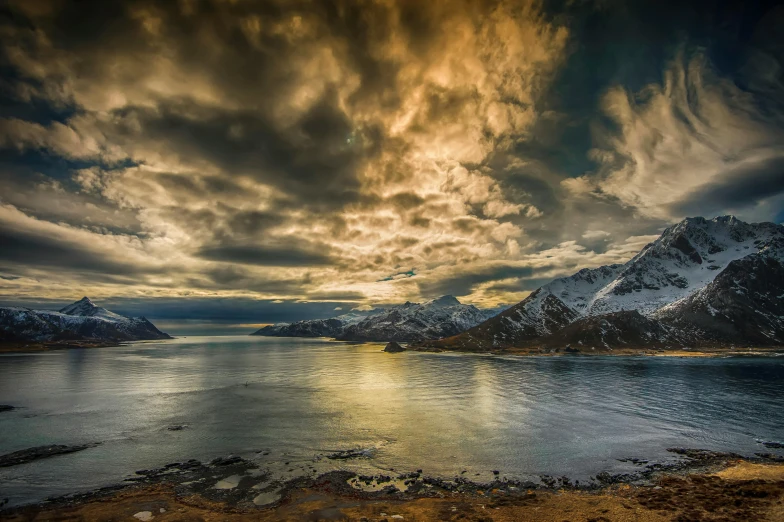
[2,447,783,520]
[411,343,784,358]
[0,443,100,468]
[0,340,122,354]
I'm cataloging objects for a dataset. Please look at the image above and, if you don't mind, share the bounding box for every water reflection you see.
[0,337,782,506]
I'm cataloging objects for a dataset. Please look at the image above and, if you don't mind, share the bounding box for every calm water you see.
[0,336,783,506]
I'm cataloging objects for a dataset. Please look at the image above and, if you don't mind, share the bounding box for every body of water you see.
[1,336,783,506]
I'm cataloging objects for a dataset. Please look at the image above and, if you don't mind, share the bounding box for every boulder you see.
[0,444,97,467]
[384,342,406,353]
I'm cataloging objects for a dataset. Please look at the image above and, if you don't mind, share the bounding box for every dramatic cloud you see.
[0,0,781,323]
[569,51,784,220]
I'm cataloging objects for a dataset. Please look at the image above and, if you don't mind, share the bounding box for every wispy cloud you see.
[569,51,784,220]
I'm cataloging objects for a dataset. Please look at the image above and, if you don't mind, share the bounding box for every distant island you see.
[0,297,170,352]
[251,295,506,342]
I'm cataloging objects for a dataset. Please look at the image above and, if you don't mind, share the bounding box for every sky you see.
[0,0,783,331]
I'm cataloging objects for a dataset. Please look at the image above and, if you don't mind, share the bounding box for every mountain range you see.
[251,308,379,338]
[418,216,784,352]
[252,295,506,342]
[5,216,779,352]
[0,297,171,343]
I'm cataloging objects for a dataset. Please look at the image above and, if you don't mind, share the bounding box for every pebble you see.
[133,512,153,521]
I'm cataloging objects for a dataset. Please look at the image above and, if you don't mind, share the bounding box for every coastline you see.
[0,340,121,354]
[2,453,783,521]
[2,336,782,359]
[410,344,784,358]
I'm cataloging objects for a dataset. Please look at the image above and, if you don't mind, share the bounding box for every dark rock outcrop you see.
[0,444,98,467]
[520,310,681,351]
[654,255,784,345]
[383,342,406,353]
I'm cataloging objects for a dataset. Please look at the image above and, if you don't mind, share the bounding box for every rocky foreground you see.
[2,448,784,521]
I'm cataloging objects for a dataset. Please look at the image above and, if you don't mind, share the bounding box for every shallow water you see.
[0,336,782,506]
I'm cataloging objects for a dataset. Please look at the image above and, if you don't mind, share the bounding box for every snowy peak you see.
[1,299,171,343]
[638,215,760,264]
[543,264,624,314]
[59,296,98,316]
[653,253,784,345]
[419,215,784,350]
[431,289,580,350]
[251,307,384,337]
[551,216,784,317]
[59,297,127,323]
[252,296,505,342]
[334,308,384,326]
[337,296,502,342]
[424,295,462,308]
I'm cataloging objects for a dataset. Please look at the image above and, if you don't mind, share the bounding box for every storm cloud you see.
[196,243,334,267]
[0,0,782,320]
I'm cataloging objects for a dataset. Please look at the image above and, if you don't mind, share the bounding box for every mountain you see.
[251,296,506,342]
[0,297,171,343]
[337,295,504,342]
[653,253,784,346]
[251,308,383,337]
[420,216,784,351]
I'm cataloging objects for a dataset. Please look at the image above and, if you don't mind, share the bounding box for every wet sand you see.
[3,461,783,522]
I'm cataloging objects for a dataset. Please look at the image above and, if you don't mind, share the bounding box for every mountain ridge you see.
[0,297,171,343]
[251,296,506,342]
[417,216,784,351]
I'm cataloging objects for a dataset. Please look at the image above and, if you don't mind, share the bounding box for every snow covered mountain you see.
[0,297,171,343]
[59,296,129,322]
[653,253,784,346]
[251,296,506,342]
[251,308,383,338]
[337,296,505,342]
[421,216,784,350]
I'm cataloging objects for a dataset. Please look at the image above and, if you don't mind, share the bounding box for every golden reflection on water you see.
[300,344,533,470]
[2,335,783,507]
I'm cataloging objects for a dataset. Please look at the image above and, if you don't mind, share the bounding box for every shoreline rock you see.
[0,443,99,468]
[383,342,406,353]
[3,449,783,520]
[327,448,375,460]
